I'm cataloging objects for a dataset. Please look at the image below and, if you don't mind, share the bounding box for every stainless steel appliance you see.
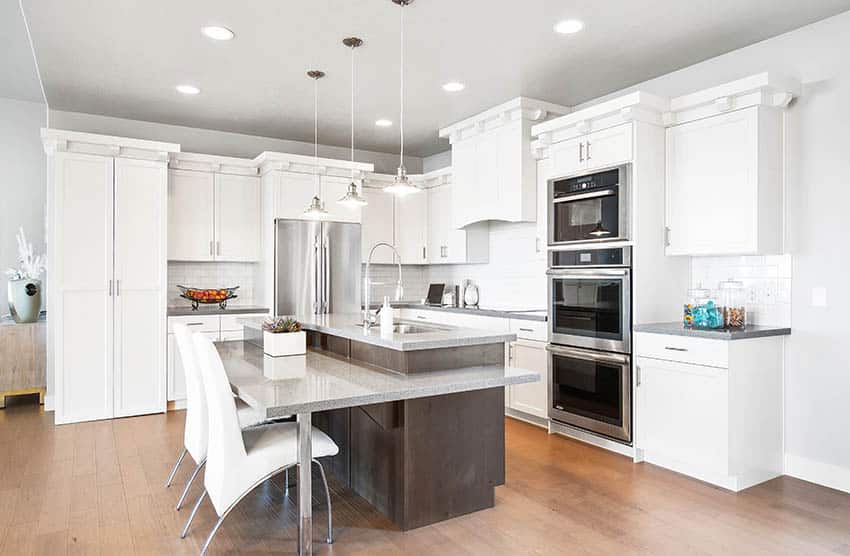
[548,164,630,247]
[547,344,631,443]
[274,219,361,316]
[547,247,631,354]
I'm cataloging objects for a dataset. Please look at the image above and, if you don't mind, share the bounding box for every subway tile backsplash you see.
[690,255,792,327]
[362,264,430,305]
[167,262,259,307]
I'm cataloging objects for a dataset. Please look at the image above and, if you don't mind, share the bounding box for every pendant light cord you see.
[351,43,355,172]
[314,74,320,199]
[399,3,405,168]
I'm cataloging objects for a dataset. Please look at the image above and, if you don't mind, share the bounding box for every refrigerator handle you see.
[314,235,322,314]
[323,237,330,313]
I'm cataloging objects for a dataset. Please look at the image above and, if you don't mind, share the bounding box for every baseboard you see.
[167,399,187,411]
[785,453,850,494]
[504,408,548,429]
[44,395,54,412]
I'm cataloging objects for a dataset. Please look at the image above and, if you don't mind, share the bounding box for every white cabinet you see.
[44,130,173,425]
[665,106,783,256]
[507,339,548,420]
[439,97,570,228]
[550,123,633,178]
[427,184,489,264]
[535,157,551,261]
[275,172,316,220]
[394,192,428,264]
[634,332,783,491]
[168,169,261,261]
[361,187,395,264]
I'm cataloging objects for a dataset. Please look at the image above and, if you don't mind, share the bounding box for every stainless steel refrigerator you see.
[274,218,362,316]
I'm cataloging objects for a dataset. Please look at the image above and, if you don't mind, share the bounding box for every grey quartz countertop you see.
[242,312,517,351]
[167,305,269,317]
[366,302,548,322]
[634,322,791,340]
[217,341,539,418]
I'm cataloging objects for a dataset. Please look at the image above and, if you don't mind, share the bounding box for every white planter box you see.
[263,330,306,357]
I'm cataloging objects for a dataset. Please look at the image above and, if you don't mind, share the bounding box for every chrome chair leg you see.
[199,514,227,556]
[166,447,187,488]
[284,467,290,499]
[181,489,207,539]
[175,459,206,511]
[313,459,333,544]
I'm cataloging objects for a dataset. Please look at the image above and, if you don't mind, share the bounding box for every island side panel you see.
[312,408,351,486]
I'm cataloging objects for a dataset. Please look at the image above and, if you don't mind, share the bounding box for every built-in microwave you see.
[548,164,630,247]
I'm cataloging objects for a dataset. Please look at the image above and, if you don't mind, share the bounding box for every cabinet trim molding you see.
[439,96,570,144]
[41,128,179,161]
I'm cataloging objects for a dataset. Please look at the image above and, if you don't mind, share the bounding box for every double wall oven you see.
[546,164,633,444]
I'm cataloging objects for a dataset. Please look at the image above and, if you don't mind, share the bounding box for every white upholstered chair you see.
[165,323,266,512]
[184,332,338,555]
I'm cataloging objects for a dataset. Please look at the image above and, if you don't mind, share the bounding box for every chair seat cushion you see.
[242,422,339,462]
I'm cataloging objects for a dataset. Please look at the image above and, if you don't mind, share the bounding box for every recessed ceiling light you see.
[202,25,235,41]
[554,19,584,34]
[442,82,465,92]
[176,84,201,95]
[375,119,393,127]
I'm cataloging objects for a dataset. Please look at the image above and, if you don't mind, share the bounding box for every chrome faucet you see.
[364,242,404,329]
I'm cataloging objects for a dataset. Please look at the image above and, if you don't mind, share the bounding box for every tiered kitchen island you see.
[222,314,539,555]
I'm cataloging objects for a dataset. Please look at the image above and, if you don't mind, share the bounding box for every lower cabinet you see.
[634,332,783,491]
[506,339,548,420]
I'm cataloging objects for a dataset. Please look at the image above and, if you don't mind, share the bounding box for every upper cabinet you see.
[663,73,798,256]
[550,123,633,178]
[439,97,570,229]
[168,153,260,262]
[360,185,395,264]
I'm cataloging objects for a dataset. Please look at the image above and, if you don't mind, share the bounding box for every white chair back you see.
[172,323,208,462]
[191,332,248,514]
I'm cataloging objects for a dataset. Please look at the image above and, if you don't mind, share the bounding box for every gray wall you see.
[422,150,451,173]
[575,11,850,488]
[49,110,422,175]
[0,97,47,317]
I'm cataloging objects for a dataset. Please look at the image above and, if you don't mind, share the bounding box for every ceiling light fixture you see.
[384,0,420,197]
[201,25,235,41]
[338,37,368,208]
[442,81,465,92]
[554,19,584,34]
[375,119,393,127]
[176,84,200,95]
[303,70,329,220]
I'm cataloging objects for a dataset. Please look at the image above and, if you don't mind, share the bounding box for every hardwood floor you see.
[1,397,849,555]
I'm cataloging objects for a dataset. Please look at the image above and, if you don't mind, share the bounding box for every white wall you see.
[49,109,423,175]
[0,97,47,316]
[575,11,850,491]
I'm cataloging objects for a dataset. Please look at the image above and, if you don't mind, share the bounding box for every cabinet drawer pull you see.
[186,322,205,326]
[519,327,534,332]
[416,316,427,320]
[664,346,688,352]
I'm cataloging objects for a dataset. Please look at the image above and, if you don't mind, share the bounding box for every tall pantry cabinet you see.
[43,130,177,425]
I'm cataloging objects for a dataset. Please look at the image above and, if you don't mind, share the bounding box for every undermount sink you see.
[354,320,450,335]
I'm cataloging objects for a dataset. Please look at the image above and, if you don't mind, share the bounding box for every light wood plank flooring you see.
[1,397,849,555]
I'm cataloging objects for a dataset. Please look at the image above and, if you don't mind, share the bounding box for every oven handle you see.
[546,268,629,277]
[546,344,630,365]
[552,188,616,203]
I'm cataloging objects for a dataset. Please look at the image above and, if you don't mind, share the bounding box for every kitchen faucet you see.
[364,242,404,329]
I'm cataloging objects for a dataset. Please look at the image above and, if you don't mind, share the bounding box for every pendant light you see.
[384,0,420,196]
[588,221,611,237]
[303,69,329,219]
[338,37,368,207]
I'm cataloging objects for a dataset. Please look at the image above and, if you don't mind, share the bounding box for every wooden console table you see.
[0,318,46,408]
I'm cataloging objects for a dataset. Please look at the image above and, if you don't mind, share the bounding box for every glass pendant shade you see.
[303,195,328,219]
[383,165,419,196]
[338,181,368,206]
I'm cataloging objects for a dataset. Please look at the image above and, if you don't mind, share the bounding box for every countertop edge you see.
[634,322,791,340]
[367,302,548,322]
[167,306,270,317]
[301,321,517,351]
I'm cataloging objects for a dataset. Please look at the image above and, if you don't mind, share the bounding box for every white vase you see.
[263,330,306,357]
[8,278,42,323]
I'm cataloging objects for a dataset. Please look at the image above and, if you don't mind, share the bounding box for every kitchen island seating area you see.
[166,324,337,555]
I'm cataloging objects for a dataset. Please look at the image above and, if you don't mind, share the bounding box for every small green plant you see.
[262,317,302,334]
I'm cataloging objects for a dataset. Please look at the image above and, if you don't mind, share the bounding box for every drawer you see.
[220,313,266,332]
[167,315,219,334]
[509,319,547,342]
[220,329,244,342]
[635,332,729,369]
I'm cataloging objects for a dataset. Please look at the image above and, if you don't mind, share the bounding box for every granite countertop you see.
[217,341,539,418]
[167,305,269,317]
[242,312,517,351]
[366,302,548,322]
[634,322,791,340]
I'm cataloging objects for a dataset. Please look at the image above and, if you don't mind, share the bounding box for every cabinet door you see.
[394,191,428,263]
[361,187,395,263]
[168,330,219,402]
[215,173,261,261]
[586,123,633,171]
[276,172,316,219]
[635,357,728,475]
[665,108,758,255]
[427,184,454,263]
[113,158,166,418]
[168,169,214,260]
[535,158,551,261]
[322,176,362,223]
[550,135,586,178]
[508,341,549,419]
[451,138,478,229]
[53,152,115,424]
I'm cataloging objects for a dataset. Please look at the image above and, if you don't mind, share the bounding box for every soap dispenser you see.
[380,296,393,332]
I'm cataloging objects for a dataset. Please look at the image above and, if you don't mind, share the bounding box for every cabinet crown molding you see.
[438,97,570,143]
[364,166,452,191]
[254,151,373,177]
[169,152,259,176]
[41,128,180,160]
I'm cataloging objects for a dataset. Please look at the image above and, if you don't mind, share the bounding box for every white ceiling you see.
[1,0,43,103]
[16,0,850,156]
